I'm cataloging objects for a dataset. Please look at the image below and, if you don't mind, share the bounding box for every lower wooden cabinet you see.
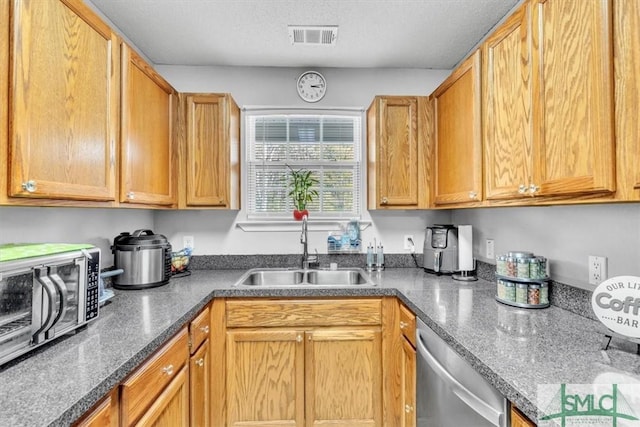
[133,364,190,426]
[224,298,385,427]
[74,389,119,427]
[511,405,535,427]
[190,339,211,427]
[120,327,189,426]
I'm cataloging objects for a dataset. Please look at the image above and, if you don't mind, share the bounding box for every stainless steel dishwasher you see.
[416,318,509,427]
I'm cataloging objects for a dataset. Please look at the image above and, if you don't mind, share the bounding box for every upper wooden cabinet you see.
[179,93,240,209]
[120,43,177,207]
[613,0,640,201]
[483,4,534,201]
[432,50,483,206]
[5,0,118,202]
[367,96,430,209]
[530,0,615,197]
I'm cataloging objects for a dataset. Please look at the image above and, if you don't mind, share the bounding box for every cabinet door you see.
[432,50,483,206]
[133,365,190,427]
[400,338,416,427]
[190,340,210,427]
[510,405,535,427]
[613,0,640,200]
[483,4,534,200]
[184,94,240,208]
[8,0,117,201]
[74,390,118,427]
[370,96,419,208]
[226,329,305,427]
[120,43,176,206]
[305,328,383,427]
[531,0,615,197]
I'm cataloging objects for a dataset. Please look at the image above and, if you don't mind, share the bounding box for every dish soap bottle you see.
[345,219,361,249]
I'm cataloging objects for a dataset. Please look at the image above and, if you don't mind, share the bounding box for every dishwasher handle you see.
[417,327,505,426]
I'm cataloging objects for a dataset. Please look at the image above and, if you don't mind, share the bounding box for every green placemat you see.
[0,243,94,262]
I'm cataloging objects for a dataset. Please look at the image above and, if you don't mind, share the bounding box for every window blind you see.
[246,113,362,219]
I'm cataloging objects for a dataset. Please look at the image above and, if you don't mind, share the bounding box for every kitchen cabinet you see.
[120,43,178,207]
[224,298,385,427]
[120,327,189,426]
[613,0,640,201]
[73,389,118,427]
[530,0,615,198]
[431,50,483,206]
[179,93,240,209]
[3,0,118,204]
[482,4,534,201]
[189,306,211,427]
[510,405,535,427]
[398,303,416,427]
[367,96,431,209]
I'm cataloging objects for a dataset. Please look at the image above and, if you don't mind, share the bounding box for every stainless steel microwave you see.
[0,244,100,366]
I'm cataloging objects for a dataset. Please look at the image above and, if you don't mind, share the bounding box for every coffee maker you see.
[423,225,458,274]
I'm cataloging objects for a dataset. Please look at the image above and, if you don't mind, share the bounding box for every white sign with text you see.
[592,276,640,339]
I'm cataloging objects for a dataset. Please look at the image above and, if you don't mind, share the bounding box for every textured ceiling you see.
[88,0,521,69]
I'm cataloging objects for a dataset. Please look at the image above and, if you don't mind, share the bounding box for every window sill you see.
[236,220,372,232]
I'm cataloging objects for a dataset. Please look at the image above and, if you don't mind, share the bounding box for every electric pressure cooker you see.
[112,229,172,289]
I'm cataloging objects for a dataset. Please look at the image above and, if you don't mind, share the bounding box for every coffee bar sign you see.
[592,276,640,339]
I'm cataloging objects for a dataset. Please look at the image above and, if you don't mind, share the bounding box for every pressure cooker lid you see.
[113,229,170,248]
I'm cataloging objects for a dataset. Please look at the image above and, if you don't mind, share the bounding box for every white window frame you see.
[240,107,366,227]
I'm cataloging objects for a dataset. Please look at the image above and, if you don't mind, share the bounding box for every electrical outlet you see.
[588,255,607,285]
[486,239,495,259]
[404,235,415,252]
[183,235,194,250]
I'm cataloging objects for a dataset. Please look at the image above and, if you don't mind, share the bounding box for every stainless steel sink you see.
[234,268,376,287]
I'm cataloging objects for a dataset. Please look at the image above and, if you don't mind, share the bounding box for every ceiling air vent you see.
[288,25,338,46]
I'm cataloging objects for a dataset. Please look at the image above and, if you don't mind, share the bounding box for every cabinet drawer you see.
[120,328,189,426]
[189,305,210,353]
[226,298,382,328]
[399,303,416,346]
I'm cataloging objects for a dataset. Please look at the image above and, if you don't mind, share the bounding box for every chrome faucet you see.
[300,216,319,269]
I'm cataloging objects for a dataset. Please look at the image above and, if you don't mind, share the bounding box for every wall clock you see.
[296,71,326,103]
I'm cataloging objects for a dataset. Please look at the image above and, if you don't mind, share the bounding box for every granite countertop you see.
[1,268,640,426]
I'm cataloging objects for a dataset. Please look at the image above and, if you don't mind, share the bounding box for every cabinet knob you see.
[296,334,303,343]
[529,184,539,195]
[405,404,414,413]
[200,325,210,334]
[162,364,174,376]
[219,198,225,204]
[22,180,37,193]
[518,184,527,194]
[126,192,135,199]
[381,197,388,205]
[399,321,408,329]
[468,191,478,200]
[195,358,204,367]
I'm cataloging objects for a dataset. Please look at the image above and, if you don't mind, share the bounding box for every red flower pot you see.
[293,209,309,221]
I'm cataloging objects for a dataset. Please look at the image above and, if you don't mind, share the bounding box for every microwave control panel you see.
[85,251,100,320]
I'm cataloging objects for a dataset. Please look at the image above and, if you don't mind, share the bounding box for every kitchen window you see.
[244,109,363,221]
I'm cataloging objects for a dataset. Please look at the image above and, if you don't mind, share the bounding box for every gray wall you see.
[453,203,640,289]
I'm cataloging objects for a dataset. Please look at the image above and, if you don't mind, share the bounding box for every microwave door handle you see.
[416,328,504,426]
[33,269,58,344]
[46,269,69,339]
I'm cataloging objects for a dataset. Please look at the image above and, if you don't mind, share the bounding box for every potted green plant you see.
[287,165,319,220]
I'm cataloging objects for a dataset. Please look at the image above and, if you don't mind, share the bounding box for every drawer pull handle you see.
[399,321,408,329]
[518,184,527,194]
[468,191,478,200]
[162,364,174,376]
[381,197,389,205]
[200,325,210,334]
[405,404,414,413]
[296,334,302,343]
[195,358,204,367]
